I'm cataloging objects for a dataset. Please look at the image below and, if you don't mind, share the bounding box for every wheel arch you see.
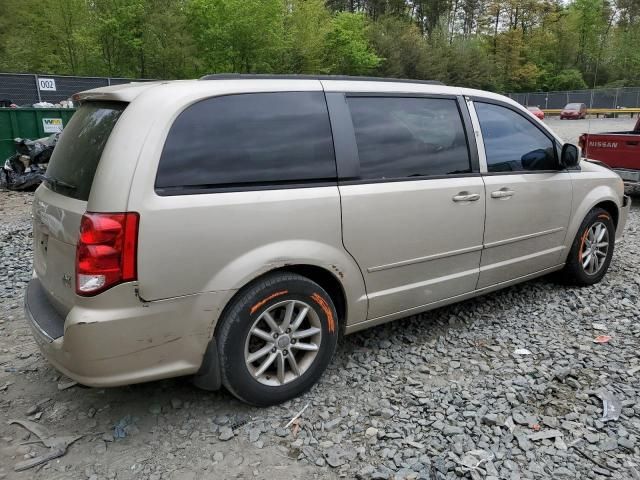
[564,186,621,262]
[593,199,619,228]
[212,263,357,340]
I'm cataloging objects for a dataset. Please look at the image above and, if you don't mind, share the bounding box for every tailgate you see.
[32,187,86,316]
[31,101,127,316]
[584,133,640,169]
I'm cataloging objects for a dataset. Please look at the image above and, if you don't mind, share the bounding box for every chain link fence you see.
[0,73,155,106]
[508,87,640,109]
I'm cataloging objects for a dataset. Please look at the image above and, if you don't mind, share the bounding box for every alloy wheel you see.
[581,221,609,275]
[244,300,322,386]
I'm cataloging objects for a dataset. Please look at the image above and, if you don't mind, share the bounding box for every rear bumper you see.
[24,275,226,389]
[614,169,640,185]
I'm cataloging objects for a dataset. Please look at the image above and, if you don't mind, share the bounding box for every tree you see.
[323,12,381,75]
[284,0,332,74]
[368,15,432,78]
[187,0,285,73]
[548,69,588,90]
[0,0,638,93]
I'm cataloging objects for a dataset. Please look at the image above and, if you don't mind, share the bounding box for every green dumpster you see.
[0,108,76,161]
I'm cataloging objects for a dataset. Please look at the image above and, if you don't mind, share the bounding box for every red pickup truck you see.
[579,117,640,186]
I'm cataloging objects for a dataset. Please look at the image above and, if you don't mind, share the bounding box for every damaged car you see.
[24,76,630,406]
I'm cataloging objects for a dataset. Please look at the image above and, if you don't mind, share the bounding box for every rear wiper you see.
[41,175,76,190]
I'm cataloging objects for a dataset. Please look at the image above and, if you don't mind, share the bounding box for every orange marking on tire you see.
[598,214,610,220]
[311,293,335,333]
[250,290,288,315]
[579,228,589,262]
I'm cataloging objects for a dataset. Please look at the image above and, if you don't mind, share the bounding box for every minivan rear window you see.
[45,101,126,201]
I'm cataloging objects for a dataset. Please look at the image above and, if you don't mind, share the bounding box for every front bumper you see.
[24,276,226,388]
[616,195,632,243]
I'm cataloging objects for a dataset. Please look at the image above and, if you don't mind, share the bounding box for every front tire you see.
[559,208,615,285]
[216,272,339,406]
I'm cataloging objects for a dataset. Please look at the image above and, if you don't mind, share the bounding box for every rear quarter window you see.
[45,101,126,201]
[155,92,336,193]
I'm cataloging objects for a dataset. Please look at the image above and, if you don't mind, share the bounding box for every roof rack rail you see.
[199,73,444,86]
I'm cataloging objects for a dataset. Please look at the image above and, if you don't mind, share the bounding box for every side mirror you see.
[561,143,580,168]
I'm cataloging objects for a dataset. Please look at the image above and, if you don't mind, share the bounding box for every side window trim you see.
[471,97,563,174]
[456,95,480,173]
[464,97,488,173]
[325,92,360,181]
[331,92,479,184]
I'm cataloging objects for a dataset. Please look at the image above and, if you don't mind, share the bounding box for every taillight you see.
[76,212,139,295]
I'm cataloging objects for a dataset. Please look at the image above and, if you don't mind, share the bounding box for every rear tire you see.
[216,272,339,406]
[558,208,615,285]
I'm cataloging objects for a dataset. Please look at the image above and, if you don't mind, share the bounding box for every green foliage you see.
[548,69,589,91]
[0,0,638,92]
[324,12,381,75]
[187,0,285,73]
[284,0,333,74]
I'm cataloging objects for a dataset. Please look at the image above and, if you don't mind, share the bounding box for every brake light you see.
[76,212,139,295]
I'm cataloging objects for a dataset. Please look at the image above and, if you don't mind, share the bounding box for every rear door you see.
[331,93,486,320]
[472,100,572,288]
[32,102,126,315]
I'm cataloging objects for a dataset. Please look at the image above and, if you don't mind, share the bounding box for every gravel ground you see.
[544,117,637,145]
[1,189,639,480]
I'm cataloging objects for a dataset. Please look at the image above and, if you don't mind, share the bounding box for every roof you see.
[71,76,523,121]
[199,73,445,86]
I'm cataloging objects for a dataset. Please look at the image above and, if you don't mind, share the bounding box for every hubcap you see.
[244,299,322,386]
[580,221,609,275]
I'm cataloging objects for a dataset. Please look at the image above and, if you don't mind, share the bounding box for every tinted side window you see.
[475,102,557,172]
[346,97,471,180]
[156,92,336,191]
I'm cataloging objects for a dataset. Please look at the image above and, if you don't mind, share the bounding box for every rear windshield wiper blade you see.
[41,175,76,190]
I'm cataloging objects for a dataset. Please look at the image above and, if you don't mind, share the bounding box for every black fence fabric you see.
[509,87,640,109]
[3,72,638,111]
[0,73,154,106]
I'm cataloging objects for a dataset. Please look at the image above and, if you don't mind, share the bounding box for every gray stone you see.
[600,437,618,451]
[528,429,563,441]
[324,418,342,431]
[218,427,234,441]
[481,413,498,426]
[443,425,464,436]
[618,437,635,450]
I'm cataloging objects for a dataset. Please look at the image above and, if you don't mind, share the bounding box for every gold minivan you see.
[25,75,630,406]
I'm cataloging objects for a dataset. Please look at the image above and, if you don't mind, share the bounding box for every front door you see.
[473,101,573,289]
[337,94,486,319]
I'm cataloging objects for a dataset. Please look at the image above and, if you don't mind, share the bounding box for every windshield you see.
[45,101,126,201]
[564,103,582,110]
